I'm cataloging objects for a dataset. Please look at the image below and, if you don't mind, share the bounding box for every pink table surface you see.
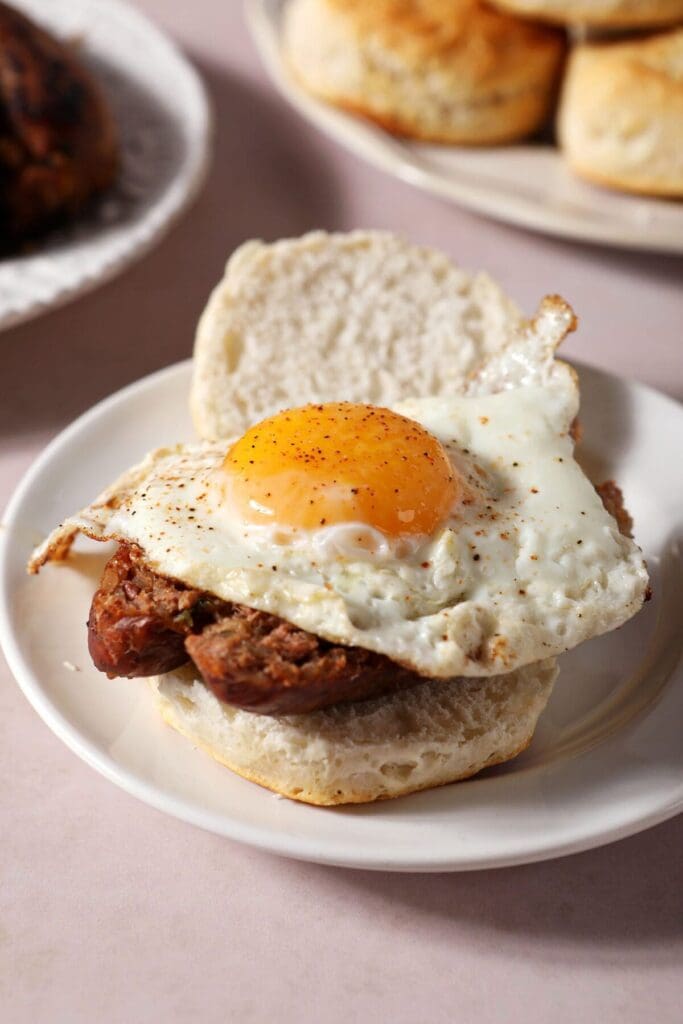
[2,3,682,1022]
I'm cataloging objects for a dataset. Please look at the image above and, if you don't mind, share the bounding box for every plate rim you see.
[0,0,212,332]
[245,0,683,256]
[1,359,682,871]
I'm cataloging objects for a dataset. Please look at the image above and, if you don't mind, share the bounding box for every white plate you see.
[246,0,683,255]
[0,0,210,330]
[1,361,682,871]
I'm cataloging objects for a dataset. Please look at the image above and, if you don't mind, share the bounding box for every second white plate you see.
[246,0,683,254]
[1,360,682,870]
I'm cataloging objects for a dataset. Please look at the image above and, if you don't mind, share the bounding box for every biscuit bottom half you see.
[151,658,558,805]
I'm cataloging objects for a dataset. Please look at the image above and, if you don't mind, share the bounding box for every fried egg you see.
[30,337,649,680]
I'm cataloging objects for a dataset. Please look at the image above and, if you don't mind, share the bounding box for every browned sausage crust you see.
[594,480,633,539]
[87,544,231,680]
[88,544,430,715]
[0,2,118,247]
[185,613,424,715]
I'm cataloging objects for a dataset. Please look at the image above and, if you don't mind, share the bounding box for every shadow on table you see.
[0,57,345,442]
[304,814,683,964]
[502,219,683,293]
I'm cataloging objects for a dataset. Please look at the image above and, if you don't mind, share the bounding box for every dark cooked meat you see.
[88,543,429,715]
[185,613,423,715]
[0,2,118,248]
[595,480,633,539]
[87,544,231,679]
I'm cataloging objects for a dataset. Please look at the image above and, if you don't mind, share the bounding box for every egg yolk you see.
[220,402,461,538]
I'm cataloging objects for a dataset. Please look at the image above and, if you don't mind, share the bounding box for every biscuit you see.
[283,0,565,144]
[558,30,683,197]
[490,0,683,28]
[190,230,529,441]
[152,660,558,806]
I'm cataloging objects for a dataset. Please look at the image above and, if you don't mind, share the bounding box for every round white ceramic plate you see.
[246,0,683,255]
[1,361,681,871]
[0,0,210,330]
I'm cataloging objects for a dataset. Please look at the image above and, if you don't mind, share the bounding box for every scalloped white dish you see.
[0,0,210,330]
[1,360,681,871]
[246,0,683,254]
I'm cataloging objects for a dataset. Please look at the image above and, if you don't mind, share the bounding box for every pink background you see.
[2,3,682,1021]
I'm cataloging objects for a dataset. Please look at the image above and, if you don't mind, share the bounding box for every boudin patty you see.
[87,543,430,715]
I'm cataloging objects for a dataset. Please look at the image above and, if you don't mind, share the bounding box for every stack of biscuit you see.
[284,0,683,197]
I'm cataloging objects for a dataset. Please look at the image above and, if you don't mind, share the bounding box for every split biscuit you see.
[152,660,558,806]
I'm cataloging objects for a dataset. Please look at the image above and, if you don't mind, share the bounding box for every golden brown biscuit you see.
[283,0,566,145]
[489,0,683,28]
[558,30,683,197]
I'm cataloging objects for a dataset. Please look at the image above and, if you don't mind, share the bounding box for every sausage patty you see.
[88,543,429,715]
[87,543,229,680]
[594,480,633,539]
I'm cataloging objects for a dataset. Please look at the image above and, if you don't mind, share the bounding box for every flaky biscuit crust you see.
[283,0,565,144]
[490,0,683,28]
[558,30,683,197]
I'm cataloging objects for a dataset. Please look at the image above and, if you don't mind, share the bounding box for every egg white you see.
[30,362,649,679]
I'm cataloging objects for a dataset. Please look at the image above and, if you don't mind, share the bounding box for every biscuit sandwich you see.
[29,232,649,805]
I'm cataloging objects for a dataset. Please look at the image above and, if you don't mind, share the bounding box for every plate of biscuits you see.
[0,0,210,330]
[2,231,682,870]
[247,0,683,253]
